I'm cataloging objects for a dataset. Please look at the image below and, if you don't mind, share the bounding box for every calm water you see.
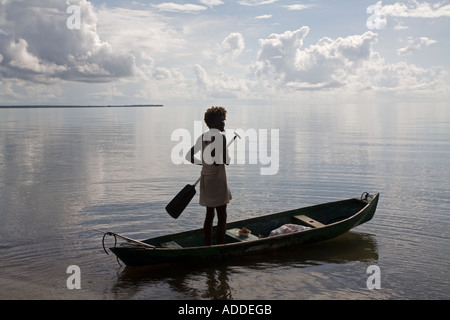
[0,103,449,300]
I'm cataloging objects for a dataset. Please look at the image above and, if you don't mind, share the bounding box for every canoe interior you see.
[141,196,370,248]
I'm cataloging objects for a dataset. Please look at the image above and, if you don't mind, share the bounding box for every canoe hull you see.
[110,193,379,267]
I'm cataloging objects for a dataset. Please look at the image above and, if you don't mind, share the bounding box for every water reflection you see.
[110,231,378,299]
[2,104,449,299]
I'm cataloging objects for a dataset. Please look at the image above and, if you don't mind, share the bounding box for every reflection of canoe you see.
[108,193,379,267]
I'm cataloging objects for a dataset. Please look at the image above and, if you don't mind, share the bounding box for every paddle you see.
[165,132,241,219]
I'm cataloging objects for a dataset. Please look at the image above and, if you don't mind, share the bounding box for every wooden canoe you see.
[107,193,379,267]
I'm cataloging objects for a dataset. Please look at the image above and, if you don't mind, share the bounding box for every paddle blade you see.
[165,184,196,219]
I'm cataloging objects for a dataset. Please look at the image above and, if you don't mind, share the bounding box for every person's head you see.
[204,106,227,132]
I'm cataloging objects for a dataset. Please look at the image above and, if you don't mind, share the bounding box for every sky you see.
[0,0,449,106]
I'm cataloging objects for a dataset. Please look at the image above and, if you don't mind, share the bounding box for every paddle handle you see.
[193,132,241,187]
[228,132,241,147]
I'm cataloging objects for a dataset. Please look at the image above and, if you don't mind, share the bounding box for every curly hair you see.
[204,106,227,128]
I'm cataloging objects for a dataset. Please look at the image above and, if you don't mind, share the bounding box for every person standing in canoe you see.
[186,107,232,246]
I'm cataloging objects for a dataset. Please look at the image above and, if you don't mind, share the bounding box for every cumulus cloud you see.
[254,26,446,94]
[219,33,245,63]
[255,27,314,85]
[0,0,136,83]
[380,0,450,18]
[397,36,437,56]
[1,38,67,78]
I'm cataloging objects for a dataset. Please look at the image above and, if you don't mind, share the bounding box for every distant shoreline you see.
[0,104,164,109]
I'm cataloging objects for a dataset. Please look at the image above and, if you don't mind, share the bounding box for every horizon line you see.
[0,104,164,109]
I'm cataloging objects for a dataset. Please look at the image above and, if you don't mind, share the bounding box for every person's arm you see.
[185,135,202,165]
[213,134,229,166]
[222,134,230,165]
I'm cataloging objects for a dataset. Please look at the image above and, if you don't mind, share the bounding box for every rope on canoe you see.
[101,232,122,266]
[101,232,117,255]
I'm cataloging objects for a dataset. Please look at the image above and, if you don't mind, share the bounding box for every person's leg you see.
[216,204,227,244]
[204,207,215,246]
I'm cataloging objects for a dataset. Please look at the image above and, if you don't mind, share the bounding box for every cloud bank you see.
[0,0,135,83]
[253,27,446,95]
[0,0,448,104]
